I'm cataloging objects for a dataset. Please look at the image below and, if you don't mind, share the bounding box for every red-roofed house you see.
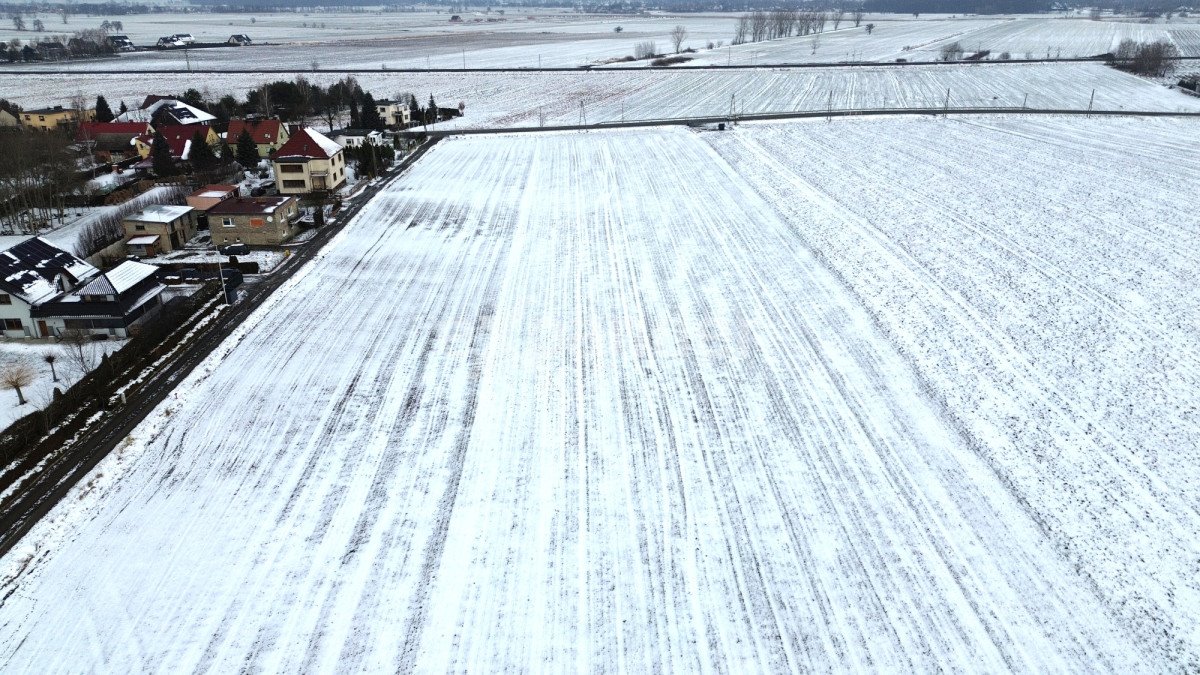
[271,127,346,195]
[133,125,219,161]
[76,121,153,159]
[226,118,290,158]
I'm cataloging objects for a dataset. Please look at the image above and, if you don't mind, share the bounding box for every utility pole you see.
[462,49,466,69]
[1022,92,1028,109]
[943,87,950,117]
[579,100,585,125]
[1087,88,1095,117]
[184,45,191,72]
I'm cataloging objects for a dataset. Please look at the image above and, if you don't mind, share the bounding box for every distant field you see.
[2,14,1196,72]
[1,116,1198,671]
[5,62,1198,127]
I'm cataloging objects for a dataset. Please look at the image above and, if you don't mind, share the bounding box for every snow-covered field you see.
[1,115,1197,671]
[6,62,1199,129]
[3,13,1196,73]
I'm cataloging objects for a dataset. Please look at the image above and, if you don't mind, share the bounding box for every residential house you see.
[0,109,18,127]
[373,99,411,128]
[227,34,252,45]
[0,236,100,339]
[75,121,152,159]
[170,33,196,44]
[123,205,196,254]
[186,184,238,229]
[132,124,219,161]
[208,196,301,246]
[329,128,385,148]
[33,261,166,338]
[20,105,93,132]
[271,127,347,195]
[117,98,215,126]
[106,35,135,50]
[226,118,289,157]
[156,37,186,48]
[186,184,238,212]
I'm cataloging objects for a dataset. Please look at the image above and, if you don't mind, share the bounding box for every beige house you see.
[0,109,19,127]
[20,105,94,132]
[209,196,301,246]
[271,127,347,195]
[123,205,196,255]
[374,99,411,128]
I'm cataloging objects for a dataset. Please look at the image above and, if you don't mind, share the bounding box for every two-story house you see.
[374,99,412,128]
[33,261,166,339]
[208,196,301,246]
[0,236,100,339]
[271,127,346,195]
[20,105,93,132]
[123,205,196,254]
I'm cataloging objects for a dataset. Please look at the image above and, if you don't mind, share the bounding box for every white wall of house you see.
[0,294,36,338]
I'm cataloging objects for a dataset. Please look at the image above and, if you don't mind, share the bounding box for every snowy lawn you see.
[1,117,1197,671]
[0,339,125,432]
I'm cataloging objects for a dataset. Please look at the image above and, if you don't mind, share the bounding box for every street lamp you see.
[211,250,227,304]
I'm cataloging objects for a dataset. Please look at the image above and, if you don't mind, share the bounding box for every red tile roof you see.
[76,121,150,141]
[227,118,285,145]
[273,127,341,160]
[136,125,210,159]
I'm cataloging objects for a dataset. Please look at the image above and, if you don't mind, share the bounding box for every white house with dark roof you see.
[33,261,166,338]
[0,236,100,339]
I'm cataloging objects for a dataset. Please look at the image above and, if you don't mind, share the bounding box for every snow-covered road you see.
[1,118,1196,671]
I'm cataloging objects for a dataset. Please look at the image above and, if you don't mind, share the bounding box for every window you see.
[135,224,146,231]
[279,164,304,174]
[0,293,9,305]
[282,180,306,189]
[2,318,21,331]
[222,217,235,228]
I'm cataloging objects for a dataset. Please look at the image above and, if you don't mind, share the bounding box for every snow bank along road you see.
[1,117,1197,671]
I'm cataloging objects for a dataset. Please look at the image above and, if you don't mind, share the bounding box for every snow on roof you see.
[127,235,161,245]
[77,260,159,296]
[0,236,98,305]
[274,127,342,160]
[190,185,238,199]
[116,99,215,126]
[126,204,193,223]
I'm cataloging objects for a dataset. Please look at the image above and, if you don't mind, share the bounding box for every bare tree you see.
[43,352,58,382]
[1,359,34,406]
[750,11,769,42]
[940,41,964,61]
[670,25,688,53]
[852,8,865,27]
[832,9,845,30]
[634,41,656,59]
[32,18,44,31]
[866,23,875,34]
[11,15,25,31]
[733,15,749,45]
[59,330,98,380]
